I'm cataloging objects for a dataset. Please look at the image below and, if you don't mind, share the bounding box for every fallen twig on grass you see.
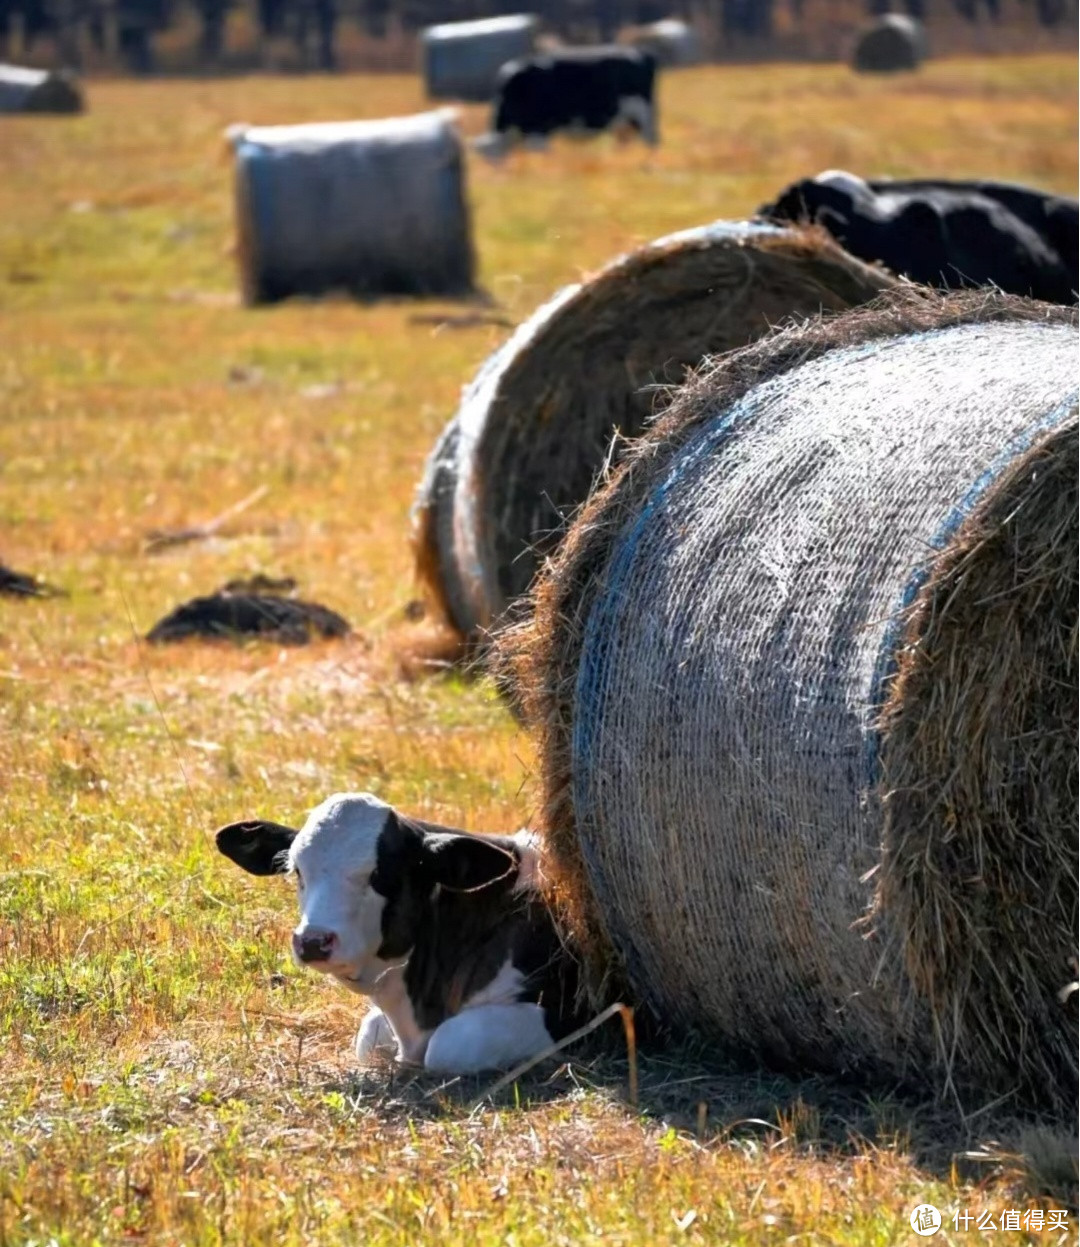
[408,311,513,331]
[143,485,268,553]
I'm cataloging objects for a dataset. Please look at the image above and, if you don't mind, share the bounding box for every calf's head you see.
[215,792,517,993]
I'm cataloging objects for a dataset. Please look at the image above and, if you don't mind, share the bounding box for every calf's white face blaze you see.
[287,792,392,990]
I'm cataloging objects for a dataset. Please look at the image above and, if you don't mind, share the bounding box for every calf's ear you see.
[215,819,297,876]
[422,832,516,892]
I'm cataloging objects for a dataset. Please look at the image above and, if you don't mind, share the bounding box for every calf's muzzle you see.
[292,928,338,963]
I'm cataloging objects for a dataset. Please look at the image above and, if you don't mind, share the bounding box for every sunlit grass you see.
[0,56,1076,1245]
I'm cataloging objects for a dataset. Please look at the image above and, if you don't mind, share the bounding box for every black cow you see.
[760,170,1078,305]
[478,46,658,157]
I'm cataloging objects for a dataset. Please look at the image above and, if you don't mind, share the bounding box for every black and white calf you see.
[476,46,658,158]
[216,793,581,1073]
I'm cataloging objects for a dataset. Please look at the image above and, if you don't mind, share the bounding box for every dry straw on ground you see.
[499,289,1078,1117]
[414,221,896,641]
[230,111,475,306]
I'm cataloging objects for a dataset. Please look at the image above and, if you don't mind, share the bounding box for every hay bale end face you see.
[0,63,83,113]
[413,221,896,640]
[852,14,926,72]
[501,290,1078,1113]
[230,111,475,306]
[422,15,540,102]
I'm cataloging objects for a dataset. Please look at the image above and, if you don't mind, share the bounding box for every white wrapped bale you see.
[230,111,476,306]
[852,14,926,72]
[0,63,83,114]
[621,18,702,66]
[422,15,539,102]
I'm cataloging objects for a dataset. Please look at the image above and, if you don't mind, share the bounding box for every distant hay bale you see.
[229,111,475,306]
[499,290,1078,1114]
[620,18,702,66]
[413,221,896,640]
[0,63,83,113]
[852,14,926,72]
[421,15,539,102]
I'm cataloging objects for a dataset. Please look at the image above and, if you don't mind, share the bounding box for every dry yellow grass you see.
[0,56,1077,1245]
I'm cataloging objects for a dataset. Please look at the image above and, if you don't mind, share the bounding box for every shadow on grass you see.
[313,1030,1073,1201]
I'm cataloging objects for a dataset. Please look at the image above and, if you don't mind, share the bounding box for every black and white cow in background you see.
[759,170,1078,306]
[476,45,658,159]
[216,792,581,1073]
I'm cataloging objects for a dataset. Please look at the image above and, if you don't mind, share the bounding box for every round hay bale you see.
[413,222,897,641]
[229,111,475,306]
[620,18,702,66]
[421,15,540,102]
[852,14,926,72]
[500,290,1078,1113]
[0,63,83,114]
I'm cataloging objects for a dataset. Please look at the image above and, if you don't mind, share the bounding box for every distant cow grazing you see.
[478,46,658,157]
[216,793,581,1073]
[760,171,1078,306]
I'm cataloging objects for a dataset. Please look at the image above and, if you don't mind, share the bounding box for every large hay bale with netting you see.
[0,63,83,113]
[229,111,475,306]
[500,290,1078,1115]
[852,14,925,72]
[422,15,539,102]
[413,222,896,641]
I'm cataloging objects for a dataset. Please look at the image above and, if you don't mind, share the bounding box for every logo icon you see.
[910,1204,942,1236]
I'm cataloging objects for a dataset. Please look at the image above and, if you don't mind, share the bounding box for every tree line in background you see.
[0,0,1070,74]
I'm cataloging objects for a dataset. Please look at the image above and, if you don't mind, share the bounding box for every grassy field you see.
[1,57,1077,1246]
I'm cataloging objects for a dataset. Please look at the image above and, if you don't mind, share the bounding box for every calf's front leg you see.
[424,1003,553,1074]
[355,1007,398,1063]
